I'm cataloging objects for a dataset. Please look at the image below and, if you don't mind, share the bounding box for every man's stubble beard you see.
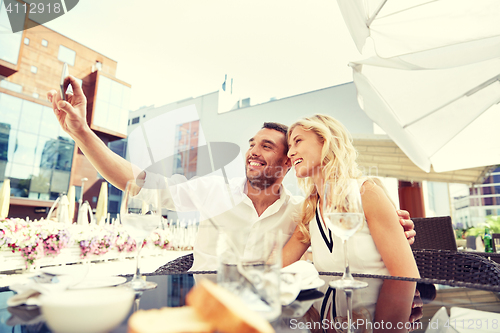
[247,171,280,190]
[245,159,287,191]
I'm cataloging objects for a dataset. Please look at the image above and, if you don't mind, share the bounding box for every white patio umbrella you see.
[95,182,108,225]
[0,179,10,219]
[350,55,500,173]
[67,185,76,223]
[336,0,500,68]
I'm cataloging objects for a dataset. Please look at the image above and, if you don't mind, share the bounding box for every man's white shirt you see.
[142,172,303,271]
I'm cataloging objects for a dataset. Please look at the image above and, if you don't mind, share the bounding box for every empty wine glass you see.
[323,179,368,289]
[121,180,161,290]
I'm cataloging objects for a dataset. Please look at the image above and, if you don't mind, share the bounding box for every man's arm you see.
[398,210,416,245]
[47,76,141,190]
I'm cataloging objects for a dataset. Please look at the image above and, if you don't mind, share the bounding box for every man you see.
[47,76,415,271]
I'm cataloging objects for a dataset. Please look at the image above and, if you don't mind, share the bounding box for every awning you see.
[353,135,494,185]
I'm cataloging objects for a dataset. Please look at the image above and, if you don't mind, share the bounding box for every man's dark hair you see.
[262,122,289,154]
[262,122,288,136]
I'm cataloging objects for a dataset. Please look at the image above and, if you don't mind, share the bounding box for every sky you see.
[39,1,485,207]
[44,0,363,111]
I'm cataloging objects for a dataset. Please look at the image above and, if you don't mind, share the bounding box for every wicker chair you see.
[411,216,457,251]
[413,249,500,286]
[149,253,194,275]
[493,233,500,252]
[468,251,500,265]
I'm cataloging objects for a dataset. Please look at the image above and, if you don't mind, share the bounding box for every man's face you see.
[245,128,291,190]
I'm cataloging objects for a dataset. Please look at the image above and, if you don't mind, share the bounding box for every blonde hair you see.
[288,114,363,243]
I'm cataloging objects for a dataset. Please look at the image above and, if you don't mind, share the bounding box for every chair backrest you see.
[413,249,500,287]
[411,216,457,251]
[492,233,500,253]
[151,253,194,275]
[466,235,477,250]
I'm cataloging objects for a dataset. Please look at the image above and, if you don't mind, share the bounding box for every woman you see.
[282,114,419,278]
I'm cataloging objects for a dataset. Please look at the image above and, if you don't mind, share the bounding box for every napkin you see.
[450,307,500,333]
[8,275,80,307]
[281,260,320,289]
[425,306,458,333]
[280,261,320,306]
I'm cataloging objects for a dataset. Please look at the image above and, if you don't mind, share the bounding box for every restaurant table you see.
[1,272,500,333]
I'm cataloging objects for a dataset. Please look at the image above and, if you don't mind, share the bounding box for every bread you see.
[127,306,214,333]
[186,279,275,333]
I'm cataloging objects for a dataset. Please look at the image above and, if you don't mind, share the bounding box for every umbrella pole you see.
[447,183,453,221]
[367,0,388,27]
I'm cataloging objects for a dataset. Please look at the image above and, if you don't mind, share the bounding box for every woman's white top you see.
[309,181,390,275]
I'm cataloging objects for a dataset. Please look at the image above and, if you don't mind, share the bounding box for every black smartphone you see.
[60,63,69,100]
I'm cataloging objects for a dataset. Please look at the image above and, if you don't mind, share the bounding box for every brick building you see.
[0,2,130,219]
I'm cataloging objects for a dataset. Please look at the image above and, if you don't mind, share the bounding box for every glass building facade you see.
[0,92,75,200]
[454,167,500,227]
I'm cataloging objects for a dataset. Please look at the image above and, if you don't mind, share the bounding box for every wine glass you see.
[323,179,368,289]
[121,180,161,290]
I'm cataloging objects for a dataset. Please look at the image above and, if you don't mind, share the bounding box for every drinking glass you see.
[121,180,161,290]
[217,228,282,321]
[323,179,368,289]
[495,238,500,253]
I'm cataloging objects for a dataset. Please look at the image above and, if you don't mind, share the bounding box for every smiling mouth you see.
[293,159,303,166]
[248,160,265,167]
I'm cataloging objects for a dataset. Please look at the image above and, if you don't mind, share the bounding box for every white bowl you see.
[40,287,134,333]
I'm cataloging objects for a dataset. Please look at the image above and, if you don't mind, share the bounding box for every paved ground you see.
[0,251,192,288]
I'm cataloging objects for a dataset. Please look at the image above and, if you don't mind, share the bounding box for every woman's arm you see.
[282,225,311,267]
[361,182,420,278]
[373,280,417,333]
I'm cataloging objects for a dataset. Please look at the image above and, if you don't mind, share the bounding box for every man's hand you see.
[397,210,416,245]
[47,75,88,139]
[409,289,423,332]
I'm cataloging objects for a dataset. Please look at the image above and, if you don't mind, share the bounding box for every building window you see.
[31,66,37,74]
[93,75,131,135]
[58,45,76,66]
[486,209,493,216]
[24,38,29,45]
[131,117,140,124]
[0,92,75,200]
[41,39,48,47]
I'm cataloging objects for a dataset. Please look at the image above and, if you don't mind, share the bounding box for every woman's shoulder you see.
[359,177,378,192]
[359,179,388,205]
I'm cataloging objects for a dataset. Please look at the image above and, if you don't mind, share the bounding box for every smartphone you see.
[60,63,69,100]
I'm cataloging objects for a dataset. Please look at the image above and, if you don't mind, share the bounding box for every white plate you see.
[301,278,325,291]
[69,276,127,290]
[41,265,89,276]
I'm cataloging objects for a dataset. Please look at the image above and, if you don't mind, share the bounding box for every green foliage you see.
[466,215,500,237]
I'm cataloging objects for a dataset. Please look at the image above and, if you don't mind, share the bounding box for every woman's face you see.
[288,126,324,179]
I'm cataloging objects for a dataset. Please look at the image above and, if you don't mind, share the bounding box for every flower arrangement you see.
[71,225,115,258]
[0,218,71,267]
[0,217,179,268]
[114,228,137,253]
[150,228,174,250]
